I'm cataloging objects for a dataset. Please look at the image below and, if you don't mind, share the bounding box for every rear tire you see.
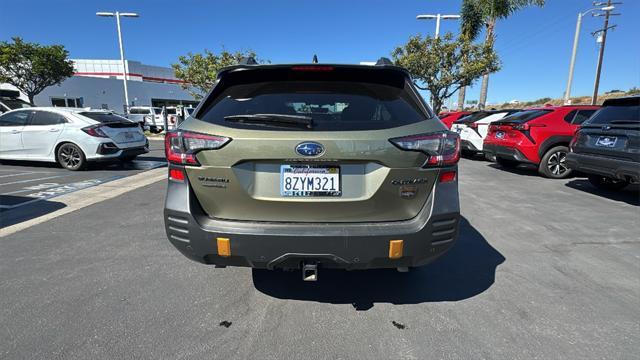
[588,175,629,190]
[538,146,572,179]
[496,157,519,168]
[57,143,86,171]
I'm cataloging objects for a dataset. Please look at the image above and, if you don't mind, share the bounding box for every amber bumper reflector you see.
[389,240,404,259]
[217,237,231,257]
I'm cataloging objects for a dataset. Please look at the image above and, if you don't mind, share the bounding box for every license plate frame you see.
[595,136,618,148]
[280,164,341,197]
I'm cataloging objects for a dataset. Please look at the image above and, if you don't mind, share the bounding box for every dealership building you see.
[15,59,198,112]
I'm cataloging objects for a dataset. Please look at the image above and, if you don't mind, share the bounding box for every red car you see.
[439,111,471,129]
[483,105,599,178]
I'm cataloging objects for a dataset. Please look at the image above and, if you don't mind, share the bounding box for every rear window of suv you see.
[198,69,431,131]
[498,109,553,124]
[584,104,640,125]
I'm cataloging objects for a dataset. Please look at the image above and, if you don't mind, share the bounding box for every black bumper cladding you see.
[163,167,461,270]
[566,152,640,182]
[483,143,534,164]
[461,140,479,152]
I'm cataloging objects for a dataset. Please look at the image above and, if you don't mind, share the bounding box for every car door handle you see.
[11,130,21,134]
[48,128,60,132]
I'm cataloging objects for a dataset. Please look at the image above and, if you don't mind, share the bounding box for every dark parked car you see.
[566,96,639,190]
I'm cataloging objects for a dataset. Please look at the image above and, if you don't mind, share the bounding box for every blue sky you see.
[1,0,638,105]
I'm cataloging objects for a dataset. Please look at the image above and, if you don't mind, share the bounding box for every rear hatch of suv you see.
[487,109,555,146]
[169,65,457,223]
[573,97,640,162]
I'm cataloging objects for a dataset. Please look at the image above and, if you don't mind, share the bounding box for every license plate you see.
[595,136,617,147]
[496,131,505,139]
[280,165,341,197]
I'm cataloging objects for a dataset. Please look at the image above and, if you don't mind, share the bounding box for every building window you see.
[51,97,83,107]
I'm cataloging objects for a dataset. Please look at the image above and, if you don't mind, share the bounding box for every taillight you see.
[390,131,460,167]
[512,123,545,131]
[82,125,108,138]
[165,131,231,166]
[569,133,580,151]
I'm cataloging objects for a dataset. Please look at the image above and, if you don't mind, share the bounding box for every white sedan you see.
[0,107,149,170]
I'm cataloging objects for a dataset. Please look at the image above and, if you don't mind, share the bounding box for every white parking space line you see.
[0,175,69,186]
[0,168,167,237]
[0,177,123,209]
[2,183,66,195]
[0,172,53,179]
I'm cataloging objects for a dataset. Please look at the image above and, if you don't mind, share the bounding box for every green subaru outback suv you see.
[164,58,460,280]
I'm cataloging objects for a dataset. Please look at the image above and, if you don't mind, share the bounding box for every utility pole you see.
[591,0,621,105]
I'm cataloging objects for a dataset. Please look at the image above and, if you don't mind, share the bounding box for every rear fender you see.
[538,135,573,158]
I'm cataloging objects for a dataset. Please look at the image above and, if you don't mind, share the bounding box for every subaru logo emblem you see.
[295,142,324,156]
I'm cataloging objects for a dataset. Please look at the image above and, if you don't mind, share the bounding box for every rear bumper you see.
[566,152,640,182]
[483,143,535,164]
[91,140,149,160]
[164,166,460,270]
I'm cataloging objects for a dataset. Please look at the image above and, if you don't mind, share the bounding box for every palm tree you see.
[458,0,545,110]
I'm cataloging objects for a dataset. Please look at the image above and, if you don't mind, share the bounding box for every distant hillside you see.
[490,88,639,110]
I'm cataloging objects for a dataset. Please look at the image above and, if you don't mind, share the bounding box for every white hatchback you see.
[0,107,149,170]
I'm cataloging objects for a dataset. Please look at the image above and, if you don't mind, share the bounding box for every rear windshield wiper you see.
[224,114,313,129]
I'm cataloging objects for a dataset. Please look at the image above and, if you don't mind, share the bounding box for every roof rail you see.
[375,57,394,66]
[238,57,258,65]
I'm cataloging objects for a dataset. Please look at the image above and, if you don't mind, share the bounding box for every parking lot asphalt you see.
[0,139,165,218]
[1,158,638,359]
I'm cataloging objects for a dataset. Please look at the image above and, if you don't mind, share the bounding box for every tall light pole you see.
[96,11,139,113]
[563,5,615,104]
[416,13,460,110]
[416,14,461,39]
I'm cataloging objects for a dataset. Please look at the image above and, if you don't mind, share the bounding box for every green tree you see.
[392,33,500,114]
[460,0,545,109]
[0,37,75,104]
[172,49,262,100]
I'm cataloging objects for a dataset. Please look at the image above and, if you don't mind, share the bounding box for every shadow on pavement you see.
[0,195,66,228]
[487,163,542,177]
[252,217,505,310]
[0,158,165,172]
[565,179,640,206]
